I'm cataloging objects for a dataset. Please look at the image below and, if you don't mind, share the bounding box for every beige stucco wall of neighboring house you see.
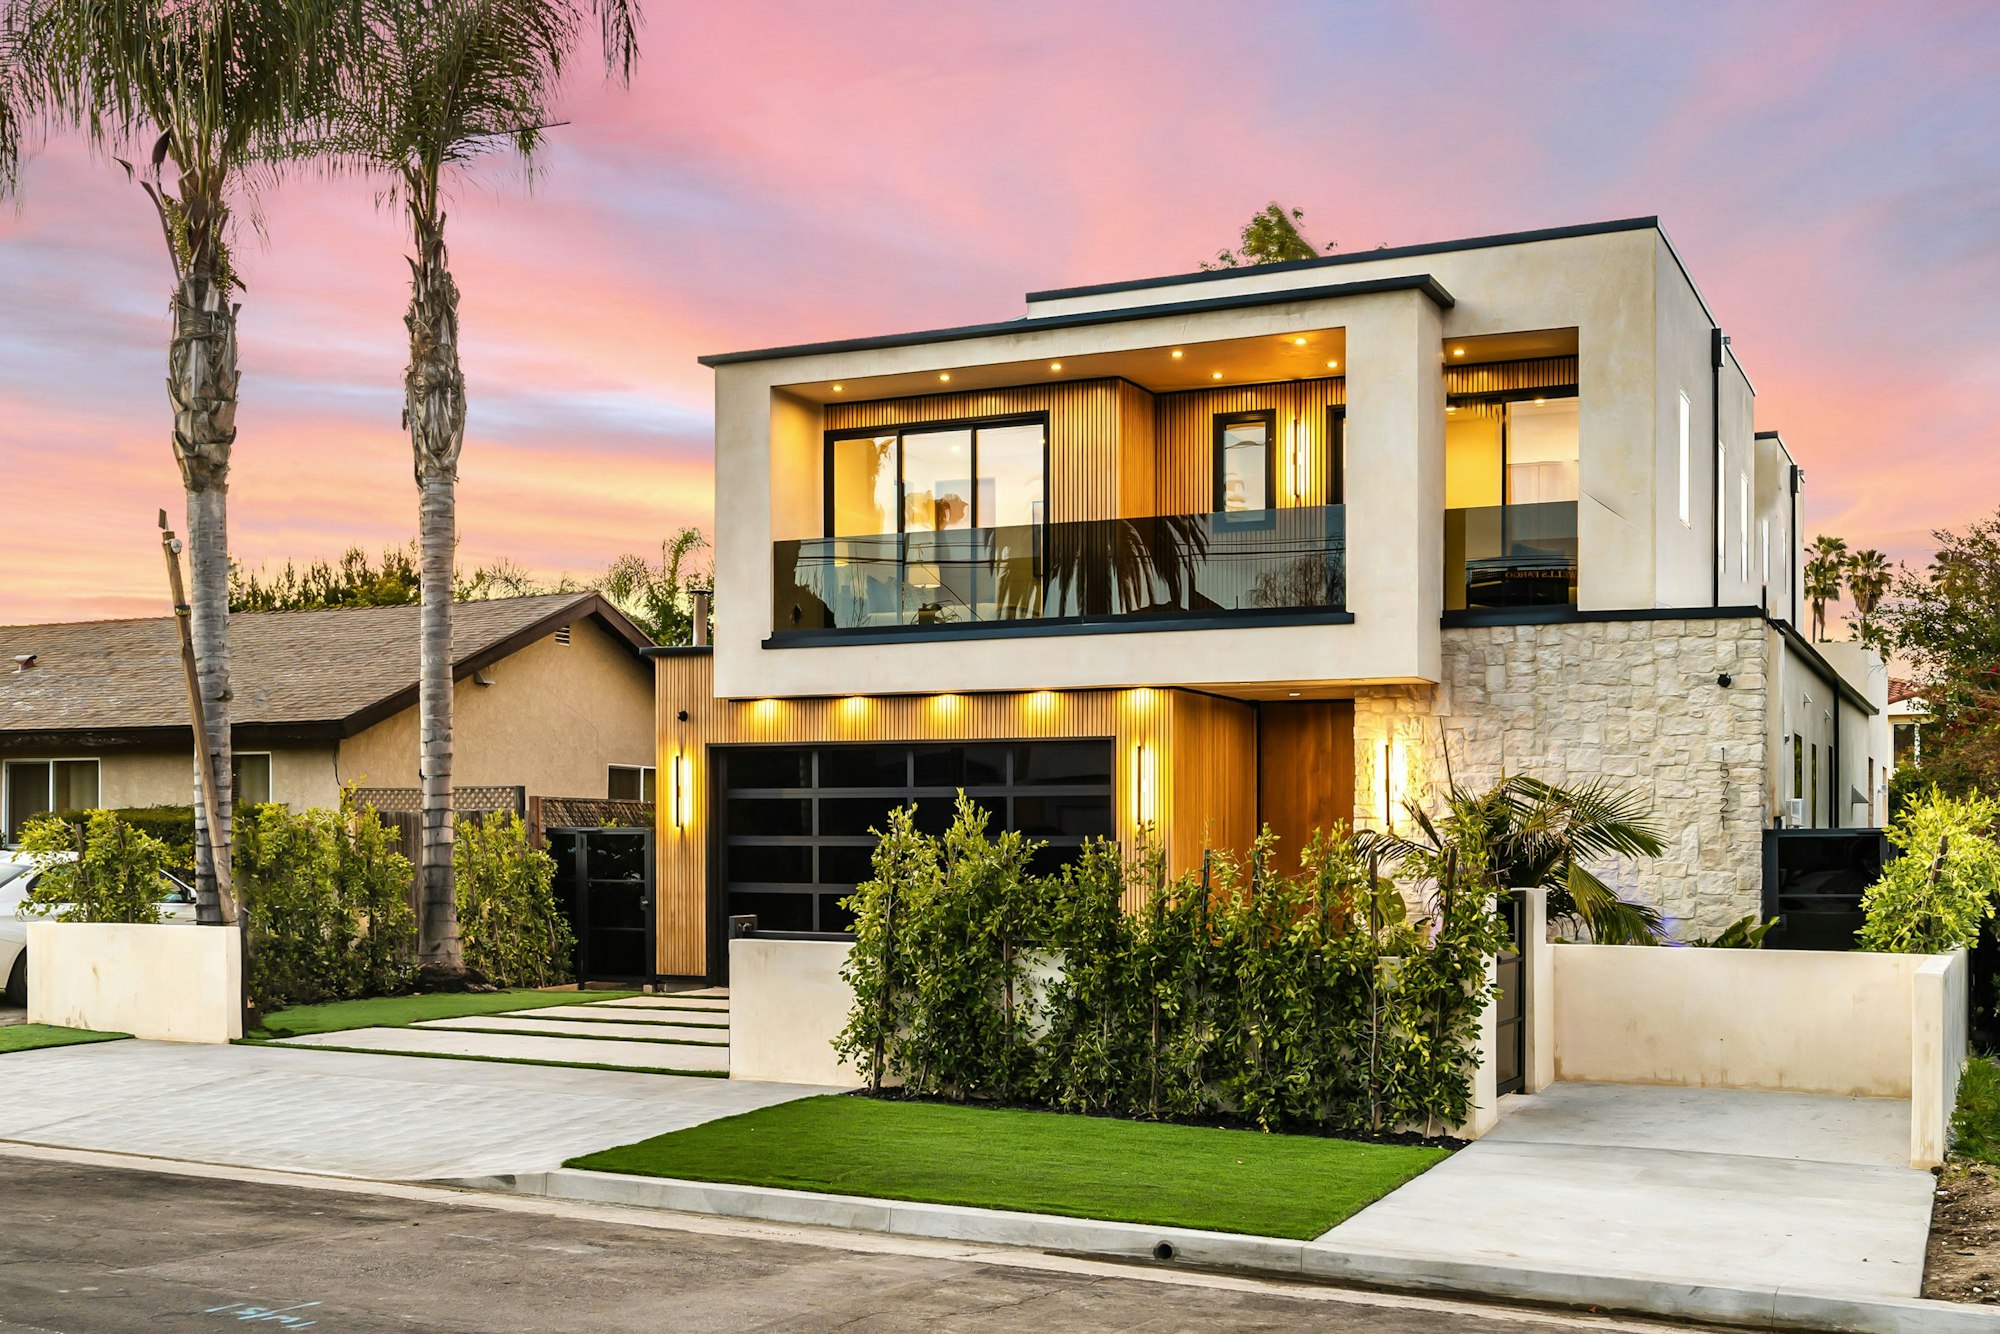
[338,615,654,801]
[1352,616,1771,938]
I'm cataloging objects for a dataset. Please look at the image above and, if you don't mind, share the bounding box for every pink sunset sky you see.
[1,0,1996,625]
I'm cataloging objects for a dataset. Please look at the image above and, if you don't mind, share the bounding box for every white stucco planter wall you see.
[1552,943,1967,1167]
[728,937,864,1086]
[25,920,243,1043]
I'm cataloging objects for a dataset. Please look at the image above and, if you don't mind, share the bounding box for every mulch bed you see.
[1926,1162,2000,1304]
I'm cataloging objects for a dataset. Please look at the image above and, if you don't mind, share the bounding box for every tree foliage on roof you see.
[1201,202,1333,270]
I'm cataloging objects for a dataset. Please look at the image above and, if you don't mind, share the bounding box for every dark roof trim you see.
[1754,430,1783,439]
[1772,617,1880,717]
[697,274,1455,368]
[1442,604,1765,629]
[1023,217,1660,304]
[642,645,714,658]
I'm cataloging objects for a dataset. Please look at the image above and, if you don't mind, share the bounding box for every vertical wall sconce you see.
[1290,417,1302,504]
[1133,741,1155,827]
[671,752,688,831]
[1379,737,1402,833]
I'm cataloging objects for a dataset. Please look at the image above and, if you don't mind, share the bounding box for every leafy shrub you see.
[456,813,574,988]
[1953,1057,2000,1166]
[51,805,197,880]
[1857,787,2000,955]
[16,811,170,924]
[837,795,1505,1136]
[236,798,416,1009]
[1689,914,1777,948]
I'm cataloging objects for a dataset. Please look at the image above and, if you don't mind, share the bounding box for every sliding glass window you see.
[1444,387,1579,610]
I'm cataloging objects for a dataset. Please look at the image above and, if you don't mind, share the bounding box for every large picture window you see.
[824,414,1049,539]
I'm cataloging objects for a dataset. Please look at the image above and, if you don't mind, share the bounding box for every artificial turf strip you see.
[249,989,641,1040]
[567,1095,1447,1239]
[408,1025,729,1047]
[1953,1056,2000,1166]
[0,1024,129,1054]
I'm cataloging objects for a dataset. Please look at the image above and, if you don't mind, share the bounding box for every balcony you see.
[1445,501,1578,610]
[774,505,1347,637]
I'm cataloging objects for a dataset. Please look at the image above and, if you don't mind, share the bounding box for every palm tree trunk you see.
[408,222,467,979]
[169,265,237,925]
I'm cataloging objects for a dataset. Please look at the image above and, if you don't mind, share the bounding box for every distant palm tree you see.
[1362,773,1668,945]
[0,0,348,921]
[337,0,639,979]
[603,528,711,645]
[1846,548,1892,648]
[1804,534,1850,642]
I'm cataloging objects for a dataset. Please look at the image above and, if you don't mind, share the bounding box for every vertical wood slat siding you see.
[1117,380,1158,519]
[824,380,1128,523]
[1444,356,1578,396]
[656,655,1257,975]
[1152,378,1345,515]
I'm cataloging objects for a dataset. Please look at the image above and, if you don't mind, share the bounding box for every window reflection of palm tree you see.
[1043,514,1213,617]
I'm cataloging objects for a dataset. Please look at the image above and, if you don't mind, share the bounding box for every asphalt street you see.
[0,1153,1701,1333]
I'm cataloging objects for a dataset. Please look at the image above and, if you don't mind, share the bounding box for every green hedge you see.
[16,812,173,924]
[456,812,574,988]
[837,796,1506,1136]
[52,805,197,879]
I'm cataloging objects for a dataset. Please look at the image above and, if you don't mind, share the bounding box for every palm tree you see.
[1804,533,1850,642]
[603,528,710,645]
[0,0,347,922]
[1847,548,1892,648]
[1361,773,1668,945]
[339,0,638,979]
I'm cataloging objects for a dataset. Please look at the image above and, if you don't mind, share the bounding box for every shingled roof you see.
[0,593,651,747]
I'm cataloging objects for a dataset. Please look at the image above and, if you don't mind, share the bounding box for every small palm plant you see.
[1361,773,1668,945]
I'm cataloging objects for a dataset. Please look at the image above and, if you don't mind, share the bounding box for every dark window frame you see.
[823,411,1053,540]
[1211,409,1278,516]
[1325,405,1347,506]
[1443,384,1579,507]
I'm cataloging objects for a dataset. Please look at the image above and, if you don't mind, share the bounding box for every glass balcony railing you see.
[774,505,1346,634]
[1445,501,1578,610]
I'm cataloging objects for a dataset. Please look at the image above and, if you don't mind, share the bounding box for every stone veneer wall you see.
[1353,616,1771,939]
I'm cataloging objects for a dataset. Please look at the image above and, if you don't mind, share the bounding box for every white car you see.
[0,855,200,1007]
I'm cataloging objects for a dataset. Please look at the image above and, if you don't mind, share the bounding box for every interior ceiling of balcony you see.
[783,329,1349,404]
[783,325,1580,406]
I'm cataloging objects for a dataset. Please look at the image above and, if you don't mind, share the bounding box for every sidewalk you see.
[0,1038,834,1179]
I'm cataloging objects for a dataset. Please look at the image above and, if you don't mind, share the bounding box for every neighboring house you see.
[0,593,655,841]
[652,215,1886,981]
[1888,677,1931,775]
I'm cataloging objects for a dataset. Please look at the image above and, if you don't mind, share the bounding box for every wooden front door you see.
[1255,700,1355,875]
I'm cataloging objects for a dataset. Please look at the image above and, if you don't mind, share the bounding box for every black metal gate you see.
[1495,893,1525,1097]
[548,826,656,985]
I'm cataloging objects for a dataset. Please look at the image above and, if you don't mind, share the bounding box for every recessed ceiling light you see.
[939,372,951,382]
[1288,691,1301,697]
[832,384,843,392]
[1446,405,1458,413]
[1170,349,1184,359]
[1049,361,1063,372]
[1211,371,1223,380]
[1451,347,1466,357]
[1534,397,1546,405]
[1291,337,1307,346]
[1326,360,1339,370]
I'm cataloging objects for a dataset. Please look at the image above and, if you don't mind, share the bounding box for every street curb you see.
[456,1168,2000,1334]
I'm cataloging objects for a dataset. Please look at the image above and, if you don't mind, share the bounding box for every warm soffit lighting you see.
[1049,361,1063,371]
[1291,337,1307,346]
[1288,690,1301,697]
[1211,371,1223,380]
[1170,349,1184,359]
[1326,360,1340,369]
[1451,347,1466,357]
[938,372,952,382]
[1446,405,1458,413]
[832,384,843,392]
[1535,397,1546,405]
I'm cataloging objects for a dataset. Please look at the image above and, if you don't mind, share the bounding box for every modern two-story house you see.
[653,216,1886,980]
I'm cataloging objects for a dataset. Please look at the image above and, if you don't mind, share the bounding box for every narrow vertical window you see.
[1677,392,1691,526]
[1213,411,1274,513]
[1739,474,1750,578]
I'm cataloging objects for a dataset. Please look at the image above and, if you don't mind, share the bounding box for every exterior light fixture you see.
[1451,347,1466,357]
[1534,397,1546,406]
[1288,691,1301,698]
[671,753,689,830]
[938,372,952,382]
[1170,349,1184,359]
[1292,337,1307,346]
[1379,738,1397,832]
[1446,405,1458,413]
[1133,741,1155,826]
[1326,360,1340,370]
[832,384,844,393]
[1211,371,1223,380]
[1049,361,1063,372]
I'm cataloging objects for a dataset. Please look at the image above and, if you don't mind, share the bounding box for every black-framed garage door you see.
[713,740,1116,937]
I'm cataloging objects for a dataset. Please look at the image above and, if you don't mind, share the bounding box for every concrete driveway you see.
[0,1039,838,1180]
[1321,1081,1935,1300]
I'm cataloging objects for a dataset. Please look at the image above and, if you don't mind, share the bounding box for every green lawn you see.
[566,1095,1445,1239]
[250,988,640,1040]
[0,1024,129,1054]
[1954,1056,2000,1166]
